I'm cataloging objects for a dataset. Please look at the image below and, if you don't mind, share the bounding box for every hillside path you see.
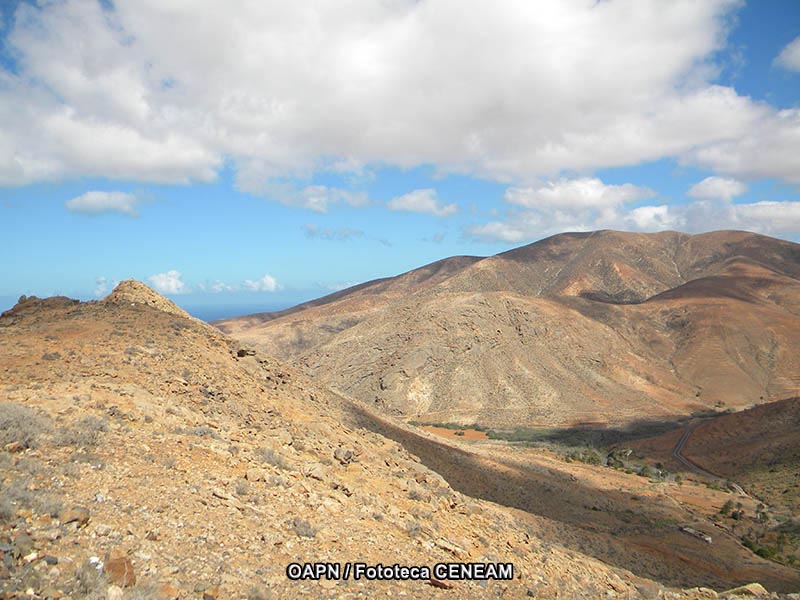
[672,423,747,495]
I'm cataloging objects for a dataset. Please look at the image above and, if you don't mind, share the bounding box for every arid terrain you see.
[3,230,800,598]
[631,397,800,571]
[214,229,800,595]
[217,230,800,429]
[0,281,706,599]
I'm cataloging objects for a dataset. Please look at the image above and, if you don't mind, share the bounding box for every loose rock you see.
[104,556,136,587]
[62,506,90,527]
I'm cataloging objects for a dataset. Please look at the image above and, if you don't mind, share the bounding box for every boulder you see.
[104,556,136,587]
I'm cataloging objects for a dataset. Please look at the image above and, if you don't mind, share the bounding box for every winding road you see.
[672,422,747,495]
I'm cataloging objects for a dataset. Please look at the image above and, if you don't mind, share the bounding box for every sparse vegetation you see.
[292,516,318,538]
[172,424,221,439]
[235,479,250,496]
[405,519,422,537]
[0,402,51,449]
[73,561,107,599]
[411,421,489,432]
[482,409,728,449]
[564,448,602,465]
[256,446,290,470]
[408,488,424,501]
[0,494,16,522]
[0,475,63,520]
[720,499,734,516]
[55,415,108,448]
[247,586,274,600]
[3,244,799,596]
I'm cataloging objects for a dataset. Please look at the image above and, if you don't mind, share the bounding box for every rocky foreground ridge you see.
[0,282,796,598]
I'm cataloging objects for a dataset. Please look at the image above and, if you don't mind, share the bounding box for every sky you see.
[1,0,799,319]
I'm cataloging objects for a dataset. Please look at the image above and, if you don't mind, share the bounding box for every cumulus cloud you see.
[470,178,655,241]
[304,224,364,241]
[388,189,458,217]
[729,201,800,233]
[1,0,796,191]
[243,274,281,292]
[469,175,800,243]
[196,277,282,293]
[148,270,187,294]
[506,178,654,209]
[657,200,800,236]
[195,280,236,293]
[209,281,235,293]
[65,191,140,216]
[687,176,747,201]
[685,109,800,184]
[623,205,684,231]
[469,221,531,244]
[775,36,800,71]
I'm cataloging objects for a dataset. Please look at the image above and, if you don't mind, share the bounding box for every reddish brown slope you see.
[219,230,800,428]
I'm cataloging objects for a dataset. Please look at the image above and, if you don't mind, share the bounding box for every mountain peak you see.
[102,279,191,319]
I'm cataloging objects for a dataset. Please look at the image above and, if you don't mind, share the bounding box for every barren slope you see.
[630,397,800,573]
[1,283,686,599]
[220,230,800,428]
[633,397,800,513]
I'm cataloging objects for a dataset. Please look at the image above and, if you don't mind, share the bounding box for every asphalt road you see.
[672,422,747,495]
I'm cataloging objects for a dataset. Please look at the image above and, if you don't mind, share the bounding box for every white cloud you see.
[388,189,458,217]
[730,201,800,233]
[687,176,747,202]
[3,0,798,190]
[243,274,281,292]
[209,281,235,293]
[469,191,800,243]
[93,276,109,298]
[196,280,236,293]
[506,178,654,209]
[624,205,685,231]
[65,191,140,216]
[323,281,360,292]
[148,270,187,295]
[196,276,284,293]
[470,177,655,241]
[775,36,800,71]
[304,224,364,241]
[626,200,800,236]
[240,181,369,213]
[469,220,531,243]
[686,109,800,184]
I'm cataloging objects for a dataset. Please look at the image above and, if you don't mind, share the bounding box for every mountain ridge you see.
[3,282,799,595]
[218,230,800,429]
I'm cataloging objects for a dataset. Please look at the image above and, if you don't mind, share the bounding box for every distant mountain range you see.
[217,230,800,429]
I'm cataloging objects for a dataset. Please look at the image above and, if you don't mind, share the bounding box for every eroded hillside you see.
[0,282,674,599]
[218,230,800,429]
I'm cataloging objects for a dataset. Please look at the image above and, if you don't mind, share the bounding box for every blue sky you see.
[1,0,799,317]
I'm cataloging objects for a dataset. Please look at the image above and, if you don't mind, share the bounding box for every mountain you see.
[216,230,800,429]
[3,282,799,596]
[0,283,636,598]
